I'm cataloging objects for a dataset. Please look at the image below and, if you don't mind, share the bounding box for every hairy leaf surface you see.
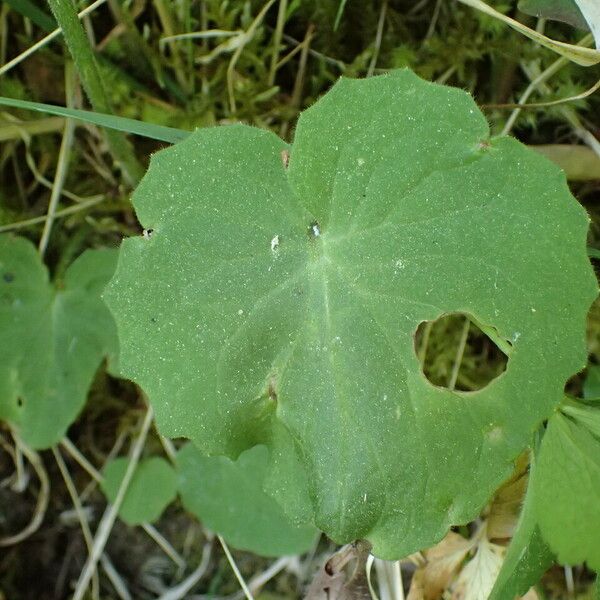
[0,236,118,448]
[104,69,596,557]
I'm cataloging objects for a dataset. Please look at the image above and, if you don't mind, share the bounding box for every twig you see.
[367,0,387,77]
[227,0,278,114]
[448,317,470,391]
[218,535,255,600]
[60,436,103,482]
[0,432,50,546]
[38,63,77,257]
[100,553,133,600]
[0,0,108,77]
[268,0,288,86]
[52,446,100,600]
[157,541,212,600]
[374,559,404,600]
[500,34,593,135]
[142,523,186,569]
[72,405,155,600]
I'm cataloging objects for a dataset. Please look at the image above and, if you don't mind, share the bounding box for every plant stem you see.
[268,0,287,86]
[46,0,144,186]
[38,62,76,257]
[72,405,154,600]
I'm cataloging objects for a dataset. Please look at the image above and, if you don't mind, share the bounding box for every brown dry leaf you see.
[519,588,540,600]
[406,532,473,600]
[451,537,506,600]
[487,453,529,541]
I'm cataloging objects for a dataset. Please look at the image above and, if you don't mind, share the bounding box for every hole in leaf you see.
[414,313,509,392]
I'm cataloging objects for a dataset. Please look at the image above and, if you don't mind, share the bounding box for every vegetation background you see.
[0,0,599,598]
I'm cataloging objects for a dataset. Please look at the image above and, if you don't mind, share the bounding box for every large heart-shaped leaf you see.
[104,69,597,558]
[0,235,118,448]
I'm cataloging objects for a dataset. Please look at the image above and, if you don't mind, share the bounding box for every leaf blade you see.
[0,96,189,144]
[105,70,597,558]
[177,444,318,557]
[0,236,119,448]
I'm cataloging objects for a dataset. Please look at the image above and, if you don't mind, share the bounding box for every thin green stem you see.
[448,317,470,391]
[218,535,255,600]
[268,0,287,86]
[72,405,155,600]
[46,0,144,186]
[38,62,76,257]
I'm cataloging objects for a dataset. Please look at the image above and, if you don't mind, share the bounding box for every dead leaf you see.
[451,537,506,600]
[487,453,529,541]
[406,532,473,600]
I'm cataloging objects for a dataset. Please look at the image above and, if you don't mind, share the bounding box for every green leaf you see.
[489,453,554,600]
[562,400,600,436]
[177,444,318,557]
[3,0,56,32]
[101,456,177,525]
[0,97,189,144]
[584,365,600,400]
[0,235,118,448]
[519,0,589,31]
[104,69,597,558]
[533,406,600,569]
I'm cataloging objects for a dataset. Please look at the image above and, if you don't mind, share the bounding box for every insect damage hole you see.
[414,313,509,392]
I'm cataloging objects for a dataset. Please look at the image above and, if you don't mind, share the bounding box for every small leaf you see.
[518,0,589,31]
[101,456,177,525]
[0,236,119,448]
[533,407,600,569]
[105,69,597,558]
[177,443,318,557]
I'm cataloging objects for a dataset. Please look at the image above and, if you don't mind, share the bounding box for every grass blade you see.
[0,96,189,144]
[46,0,145,185]
[3,0,56,32]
